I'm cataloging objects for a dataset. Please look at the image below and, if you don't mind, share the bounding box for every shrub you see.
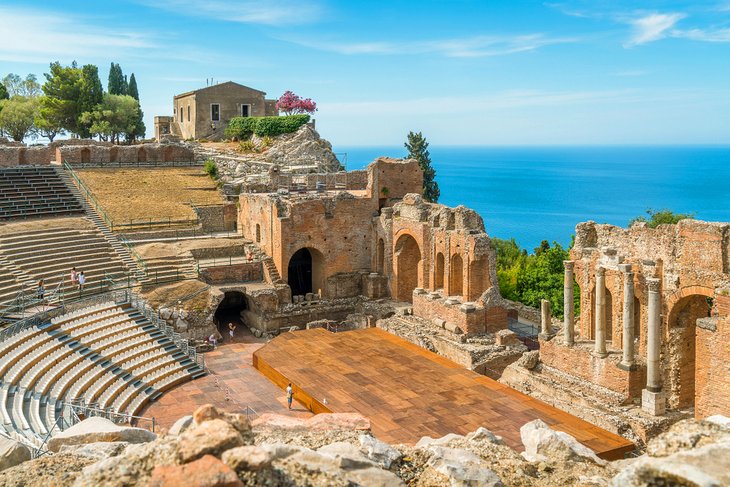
[628,208,695,228]
[224,114,310,140]
[204,159,218,180]
[239,140,258,153]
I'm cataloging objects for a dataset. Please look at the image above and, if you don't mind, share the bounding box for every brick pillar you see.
[563,260,575,345]
[619,264,636,370]
[593,267,608,358]
[642,277,665,415]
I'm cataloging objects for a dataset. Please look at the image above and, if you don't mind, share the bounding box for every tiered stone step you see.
[0,300,206,448]
[0,166,84,220]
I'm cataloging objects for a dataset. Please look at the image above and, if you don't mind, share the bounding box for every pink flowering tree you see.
[275,91,317,115]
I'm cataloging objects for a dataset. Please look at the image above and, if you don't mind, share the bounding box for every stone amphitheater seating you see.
[0,300,205,448]
[0,222,129,307]
[0,166,83,220]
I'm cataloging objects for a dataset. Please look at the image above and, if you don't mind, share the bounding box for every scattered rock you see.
[149,454,243,487]
[0,436,31,472]
[465,426,503,444]
[221,445,273,472]
[645,418,727,457]
[706,414,730,428]
[59,442,128,461]
[611,441,730,487]
[415,433,464,448]
[0,452,94,487]
[517,350,540,370]
[359,434,402,469]
[520,419,607,466]
[168,415,194,436]
[178,419,245,462]
[426,445,504,486]
[47,417,157,453]
[317,441,376,470]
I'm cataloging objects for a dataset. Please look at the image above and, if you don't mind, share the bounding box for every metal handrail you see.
[62,160,115,230]
[118,236,148,274]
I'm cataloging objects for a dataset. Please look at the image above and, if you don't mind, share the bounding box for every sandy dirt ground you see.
[75,168,224,223]
[134,238,244,259]
[0,216,95,236]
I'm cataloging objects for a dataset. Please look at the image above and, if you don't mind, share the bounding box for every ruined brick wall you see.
[388,194,499,306]
[564,219,730,417]
[367,157,423,200]
[199,263,262,284]
[57,143,194,165]
[694,295,730,418]
[195,203,237,232]
[539,338,646,399]
[0,146,53,166]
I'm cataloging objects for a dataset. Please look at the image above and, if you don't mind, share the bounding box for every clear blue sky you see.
[1,0,729,146]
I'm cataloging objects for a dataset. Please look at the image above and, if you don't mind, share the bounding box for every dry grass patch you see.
[75,168,224,224]
[141,280,210,312]
[135,238,243,259]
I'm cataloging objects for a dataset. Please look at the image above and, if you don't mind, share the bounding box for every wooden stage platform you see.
[253,327,634,460]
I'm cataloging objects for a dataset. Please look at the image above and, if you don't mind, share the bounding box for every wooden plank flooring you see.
[253,327,634,460]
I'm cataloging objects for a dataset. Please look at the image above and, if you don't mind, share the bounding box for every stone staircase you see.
[139,254,198,287]
[55,167,145,282]
[245,243,281,283]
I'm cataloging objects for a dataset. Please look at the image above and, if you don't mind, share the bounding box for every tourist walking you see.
[70,267,77,287]
[208,333,218,348]
[77,271,86,291]
[36,280,45,303]
[286,383,293,410]
[228,322,237,341]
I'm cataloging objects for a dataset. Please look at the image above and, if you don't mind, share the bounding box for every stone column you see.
[593,267,608,357]
[540,299,552,338]
[642,277,665,415]
[618,264,636,370]
[563,260,575,345]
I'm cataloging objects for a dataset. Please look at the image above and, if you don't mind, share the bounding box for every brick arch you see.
[666,286,715,317]
[449,253,464,298]
[393,233,422,302]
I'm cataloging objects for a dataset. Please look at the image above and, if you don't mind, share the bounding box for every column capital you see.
[563,260,575,271]
[596,266,605,277]
[618,263,633,274]
[647,278,661,293]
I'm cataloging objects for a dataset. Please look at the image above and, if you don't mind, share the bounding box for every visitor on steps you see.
[36,280,45,303]
[70,267,77,287]
[286,383,293,410]
[228,322,237,341]
[208,333,218,348]
[77,271,86,291]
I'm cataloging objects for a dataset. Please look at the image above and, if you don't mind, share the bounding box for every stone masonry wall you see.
[199,263,262,284]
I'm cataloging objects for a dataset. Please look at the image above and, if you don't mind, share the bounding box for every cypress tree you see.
[405,131,440,203]
[77,64,104,138]
[0,82,8,100]
[121,74,128,96]
[128,73,139,101]
[108,63,124,95]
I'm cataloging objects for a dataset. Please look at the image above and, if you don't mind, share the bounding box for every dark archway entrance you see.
[214,291,248,331]
[288,248,313,296]
[394,234,421,302]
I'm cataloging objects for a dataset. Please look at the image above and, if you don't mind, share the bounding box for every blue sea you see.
[334,146,730,251]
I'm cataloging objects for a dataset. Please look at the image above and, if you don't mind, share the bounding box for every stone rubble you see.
[0,405,726,487]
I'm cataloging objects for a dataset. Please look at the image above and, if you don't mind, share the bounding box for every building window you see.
[211,103,220,122]
[179,106,183,122]
[241,104,250,117]
[187,105,191,122]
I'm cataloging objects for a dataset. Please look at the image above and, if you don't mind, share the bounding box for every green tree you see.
[629,208,695,228]
[108,63,126,95]
[126,73,145,140]
[77,64,104,138]
[35,96,65,142]
[0,82,9,100]
[42,61,82,135]
[0,96,39,141]
[127,73,139,101]
[405,131,440,203]
[1,74,41,98]
[80,93,140,144]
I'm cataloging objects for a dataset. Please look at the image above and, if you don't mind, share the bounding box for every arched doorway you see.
[435,252,445,290]
[287,248,325,297]
[214,291,248,332]
[80,147,91,164]
[667,294,711,409]
[468,258,490,301]
[394,234,421,302]
[450,254,463,298]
